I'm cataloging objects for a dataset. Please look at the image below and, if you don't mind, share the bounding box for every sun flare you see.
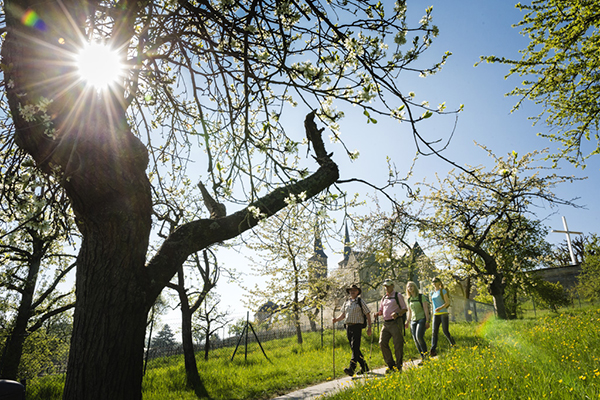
[76,43,124,89]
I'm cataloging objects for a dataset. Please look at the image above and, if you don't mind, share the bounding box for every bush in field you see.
[18,330,69,381]
[530,280,571,312]
[578,234,600,301]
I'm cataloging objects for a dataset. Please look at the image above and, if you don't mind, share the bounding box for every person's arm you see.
[332,312,346,324]
[423,296,431,328]
[333,301,346,323]
[374,300,383,319]
[405,304,412,328]
[435,289,451,312]
[398,294,408,316]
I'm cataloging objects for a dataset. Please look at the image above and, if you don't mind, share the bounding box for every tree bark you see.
[460,244,509,320]
[204,322,211,361]
[0,243,42,380]
[62,209,152,400]
[488,273,507,320]
[294,273,303,345]
[180,295,206,396]
[172,266,208,397]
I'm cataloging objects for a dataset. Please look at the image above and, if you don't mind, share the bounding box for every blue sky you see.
[334,0,598,239]
[318,1,598,258]
[162,1,600,330]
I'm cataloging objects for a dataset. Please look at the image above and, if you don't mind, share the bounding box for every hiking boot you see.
[429,349,437,357]
[385,366,397,374]
[344,361,357,376]
[357,363,369,375]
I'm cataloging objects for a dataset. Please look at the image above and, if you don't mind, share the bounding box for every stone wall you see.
[533,264,582,290]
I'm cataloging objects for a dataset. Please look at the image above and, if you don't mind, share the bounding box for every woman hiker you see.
[332,284,372,376]
[429,277,456,357]
[405,281,431,364]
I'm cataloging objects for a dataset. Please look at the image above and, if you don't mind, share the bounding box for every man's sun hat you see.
[346,284,362,295]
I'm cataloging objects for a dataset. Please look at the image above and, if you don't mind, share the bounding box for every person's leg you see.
[349,325,363,362]
[415,318,428,358]
[389,321,404,371]
[344,325,356,376]
[441,314,456,346]
[349,326,369,373]
[430,314,441,356]
[411,320,425,357]
[410,320,420,353]
[379,323,395,369]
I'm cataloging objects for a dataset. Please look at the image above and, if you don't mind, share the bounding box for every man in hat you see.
[332,284,372,376]
[373,279,407,373]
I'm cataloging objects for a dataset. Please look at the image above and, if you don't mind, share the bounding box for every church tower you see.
[339,222,352,268]
[308,224,328,280]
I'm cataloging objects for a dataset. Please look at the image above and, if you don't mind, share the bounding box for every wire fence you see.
[0,294,562,399]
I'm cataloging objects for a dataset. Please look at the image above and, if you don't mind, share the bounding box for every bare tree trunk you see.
[62,211,152,400]
[204,321,211,361]
[0,252,41,379]
[179,292,206,397]
[294,270,303,345]
[489,274,507,320]
[295,310,303,345]
[463,277,472,322]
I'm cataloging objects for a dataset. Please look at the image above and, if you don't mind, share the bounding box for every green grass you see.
[142,328,391,400]
[324,308,600,399]
[28,327,394,400]
[27,308,600,399]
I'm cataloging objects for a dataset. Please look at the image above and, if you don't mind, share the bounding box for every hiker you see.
[373,279,407,373]
[429,277,456,357]
[332,284,372,376]
[405,281,431,363]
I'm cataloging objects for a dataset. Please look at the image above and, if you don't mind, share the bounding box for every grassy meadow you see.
[141,327,391,400]
[25,307,600,399]
[325,307,600,399]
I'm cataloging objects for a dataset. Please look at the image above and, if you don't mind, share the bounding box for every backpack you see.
[409,293,424,307]
[409,294,428,319]
[358,298,368,329]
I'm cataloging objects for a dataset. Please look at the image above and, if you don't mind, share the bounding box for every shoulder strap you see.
[358,297,366,314]
[394,292,405,310]
[383,292,404,309]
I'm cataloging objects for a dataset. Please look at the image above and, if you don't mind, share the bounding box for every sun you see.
[76,43,124,89]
